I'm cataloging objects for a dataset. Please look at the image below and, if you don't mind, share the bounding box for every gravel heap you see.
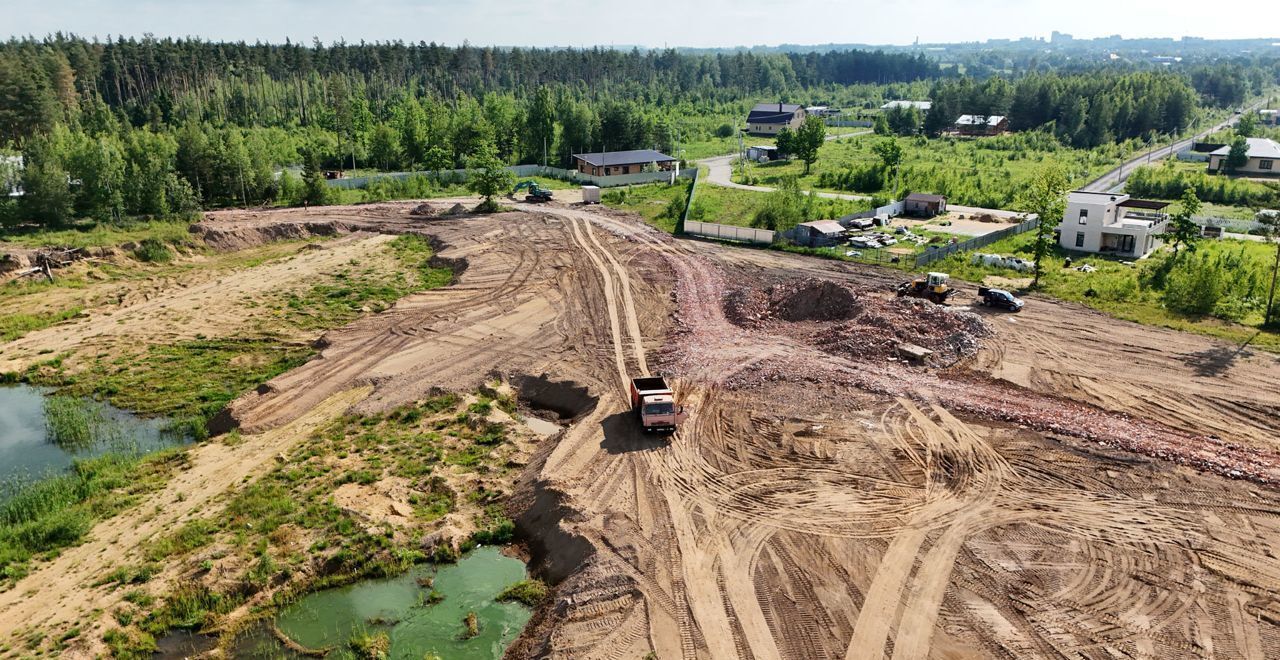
[723,278,991,365]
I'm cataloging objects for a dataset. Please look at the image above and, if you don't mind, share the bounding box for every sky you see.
[2,0,1278,48]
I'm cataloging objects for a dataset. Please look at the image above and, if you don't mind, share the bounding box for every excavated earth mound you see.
[724,278,862,325]
[724,277,991,364]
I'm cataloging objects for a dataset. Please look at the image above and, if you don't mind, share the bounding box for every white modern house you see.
[1208,137,1280,175]
[1060,191,1170,258]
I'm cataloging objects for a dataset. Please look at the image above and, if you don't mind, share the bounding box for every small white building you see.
[880,100,932,112]
[786,220,846,247]
[1060,191,1170,258]
[1208,137,1280,175]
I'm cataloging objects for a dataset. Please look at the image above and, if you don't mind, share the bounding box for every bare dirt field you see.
[4,198,1280,658]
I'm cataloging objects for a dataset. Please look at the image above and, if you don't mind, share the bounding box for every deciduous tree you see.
[1018,165,1068,289]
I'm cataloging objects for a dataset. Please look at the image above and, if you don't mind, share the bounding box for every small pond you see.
[235,545,532,659]
[0,384,180,487]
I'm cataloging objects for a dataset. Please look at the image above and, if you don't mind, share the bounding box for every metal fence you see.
[328,164,695,190]
[678,168,700,233]
[684,220,775,245]
[913,216,1041,267]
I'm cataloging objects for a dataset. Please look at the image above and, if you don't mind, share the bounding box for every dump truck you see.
[977,286,1024,312]
[513,180,553,202]
[629,376,687,433]
[897,272,956,304]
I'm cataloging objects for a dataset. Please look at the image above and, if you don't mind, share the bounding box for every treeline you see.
[1127,163,1280,208]
[921,72,1202,147]
[0,36,939,143]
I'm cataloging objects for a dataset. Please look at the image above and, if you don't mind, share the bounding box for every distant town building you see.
[1061,191,1169,258]
[572,150,677,176]
[1208,137,1280,175]
[954,114,1009,136]
[746,103,806,135]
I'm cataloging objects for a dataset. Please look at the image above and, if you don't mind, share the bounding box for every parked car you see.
[978,286,1024,312]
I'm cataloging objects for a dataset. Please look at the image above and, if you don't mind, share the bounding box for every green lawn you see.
[0,218,200,250]
[934,233,1280,352]
[730,132,1150,210]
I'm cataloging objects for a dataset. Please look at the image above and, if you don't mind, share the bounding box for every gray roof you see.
[905,192,945,204]
[748,103,804,124]
[1210,137,1280,159]
[572,150,676,167]
[799,220,846,234]
[881,100,932,111]
[956,114,1007,126]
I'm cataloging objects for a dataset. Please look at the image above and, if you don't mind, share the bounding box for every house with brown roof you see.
[954,114,1009,137]
[903,192,947,218]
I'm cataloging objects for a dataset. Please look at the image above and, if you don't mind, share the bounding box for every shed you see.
[786,220,846,247]
[746,145,782,162]
[903,193,947,218]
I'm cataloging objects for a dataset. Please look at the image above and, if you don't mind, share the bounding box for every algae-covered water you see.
[265,546,532,659]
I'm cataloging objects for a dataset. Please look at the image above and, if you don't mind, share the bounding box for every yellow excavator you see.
[896,272,956,304]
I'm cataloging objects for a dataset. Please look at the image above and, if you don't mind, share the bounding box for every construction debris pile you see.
[723,278,992,365]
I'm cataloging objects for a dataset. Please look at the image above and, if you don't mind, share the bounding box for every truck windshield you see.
[643,403,675,416]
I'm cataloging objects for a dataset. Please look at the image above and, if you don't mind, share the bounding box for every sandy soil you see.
[4,199,1280,658]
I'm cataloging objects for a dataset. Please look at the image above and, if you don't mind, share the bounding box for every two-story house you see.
[1060,191,1170,258]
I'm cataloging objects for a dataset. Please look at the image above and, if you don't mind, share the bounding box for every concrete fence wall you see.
[684,220,775,245]
[328,164,695,190]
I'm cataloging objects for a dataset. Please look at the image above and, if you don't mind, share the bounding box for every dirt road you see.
[6,200,1280,658]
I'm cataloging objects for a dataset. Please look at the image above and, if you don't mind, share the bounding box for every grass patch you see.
[495,578,548,606]
[0,450,184,588]
[0,307,82,342]
[146,518,217,561]
[0,217,198,250]
[31,338,312,438]
[936,234,1280,351]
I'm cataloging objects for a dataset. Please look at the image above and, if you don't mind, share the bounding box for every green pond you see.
[259,546,532,659]
[0,384,177,487]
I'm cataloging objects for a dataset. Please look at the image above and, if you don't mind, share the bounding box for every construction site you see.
[2,196,1280,659]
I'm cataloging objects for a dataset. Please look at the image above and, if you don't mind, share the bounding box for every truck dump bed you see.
[631,376,670,392]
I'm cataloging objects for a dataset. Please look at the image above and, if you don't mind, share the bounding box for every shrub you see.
[496,578,549,606]
[1163,253,1225,316]
[133,238,173,263]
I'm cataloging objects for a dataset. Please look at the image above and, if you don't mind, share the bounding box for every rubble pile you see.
[409,203,438,217]
[724,278,860,325]
[723,277,991,365]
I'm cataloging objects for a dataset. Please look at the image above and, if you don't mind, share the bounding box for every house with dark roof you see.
[746,103,806,135]
[1208,137,1280,175]
[572,150,677,177]
[954,114,1009,137]
[903,192,946,218]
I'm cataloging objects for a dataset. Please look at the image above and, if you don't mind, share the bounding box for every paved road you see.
[700,129,876,201]
[1081,101,1265,193]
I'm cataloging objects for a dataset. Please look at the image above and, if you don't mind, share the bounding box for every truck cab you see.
[629,376,687,433]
